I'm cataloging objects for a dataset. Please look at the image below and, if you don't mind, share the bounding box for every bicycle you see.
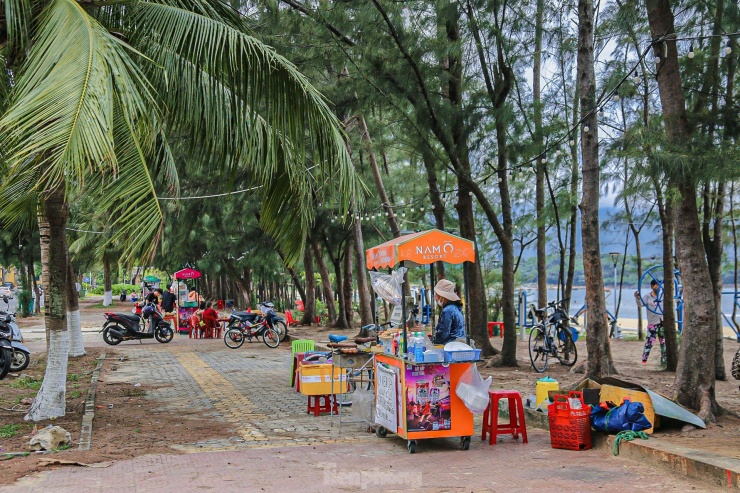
[528,299,578,373]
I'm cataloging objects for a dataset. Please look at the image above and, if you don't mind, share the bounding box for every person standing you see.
[635,280,666,366]
[161,285,178,315]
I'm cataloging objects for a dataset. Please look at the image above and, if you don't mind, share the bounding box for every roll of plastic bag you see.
[369,267,407,305]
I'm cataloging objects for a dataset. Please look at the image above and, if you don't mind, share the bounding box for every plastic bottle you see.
[414,333,425,363]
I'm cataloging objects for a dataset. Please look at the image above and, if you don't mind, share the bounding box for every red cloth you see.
[202,308,219,326]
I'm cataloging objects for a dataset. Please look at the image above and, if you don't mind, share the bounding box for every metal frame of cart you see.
[365,229,478,453]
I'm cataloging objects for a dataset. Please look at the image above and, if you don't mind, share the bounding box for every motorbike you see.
[223,303,282,349]
[732,345,740,381]
[101,301,174,345]
[1,296,30,372]
[258,301,288,342]
[0,302,13,379]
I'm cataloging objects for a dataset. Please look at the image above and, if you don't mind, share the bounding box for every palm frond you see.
[0,0,157,192]
[128,0,357,262]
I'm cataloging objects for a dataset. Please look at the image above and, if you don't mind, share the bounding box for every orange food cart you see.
[366,229,479,453]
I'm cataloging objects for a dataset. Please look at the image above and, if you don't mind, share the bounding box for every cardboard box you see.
[572,378,602,406]
[298,363,347,396]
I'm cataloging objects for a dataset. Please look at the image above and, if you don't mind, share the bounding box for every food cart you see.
[366,229,479,453]
[174,267,201,333]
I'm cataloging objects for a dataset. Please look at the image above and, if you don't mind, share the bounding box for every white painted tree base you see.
[68,310,86,357]
[103,291,113,306]
[25,330,69,421]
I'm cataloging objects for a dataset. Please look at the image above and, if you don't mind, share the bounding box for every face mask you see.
[435,299,444,307]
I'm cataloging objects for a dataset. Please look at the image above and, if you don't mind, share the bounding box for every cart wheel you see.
[407,440,417,454]
[461,437,471,450]
[375,426,388,438]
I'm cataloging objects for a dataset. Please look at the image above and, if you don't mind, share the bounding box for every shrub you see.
[89,283,138,296]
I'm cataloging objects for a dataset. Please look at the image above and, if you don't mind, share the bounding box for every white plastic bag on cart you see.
[352,387,375,424]
[455,364,492,415]
[369,267,407,305]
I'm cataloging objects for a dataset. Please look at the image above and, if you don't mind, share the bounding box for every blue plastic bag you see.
[590,399,653,433]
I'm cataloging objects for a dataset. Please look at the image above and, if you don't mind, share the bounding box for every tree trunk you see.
[420,143,446,278]
[343,240,354,328]
[299,246,316,325]
[311,240,336,324]
[655,185,679,371]
[534,0,547,310]
[646,0,718,420]
[357,115,401,238]
[703,183,726,380]
[564,87,580,306]
[29,252,40,315]
[27,183,70,421]
[103,255,113,307]
[578,0,617,377]
[329,244,350,329]
[351,198,374,328]
[66,251,85,357]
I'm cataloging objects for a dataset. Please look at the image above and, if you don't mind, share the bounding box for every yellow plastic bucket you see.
[536,377,559,408]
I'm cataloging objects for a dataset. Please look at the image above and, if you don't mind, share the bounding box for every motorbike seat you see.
[115,313,141,323]
[232,311,259,322]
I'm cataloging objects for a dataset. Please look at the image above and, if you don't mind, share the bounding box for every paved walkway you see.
[7,333,726,492]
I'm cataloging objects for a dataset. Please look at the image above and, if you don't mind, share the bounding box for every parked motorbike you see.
[101,301,174,345]
[0,299,13,379]
[732,345,740,381]
[1,296,30,372]
[258,301,288,342]
[223,305,281,349]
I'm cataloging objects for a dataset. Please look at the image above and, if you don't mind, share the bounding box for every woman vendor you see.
[432,279,465,345]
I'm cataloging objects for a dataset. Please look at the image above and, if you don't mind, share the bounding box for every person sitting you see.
[188,287,201,304]
[432,279,466,345]
[202,302,219,337]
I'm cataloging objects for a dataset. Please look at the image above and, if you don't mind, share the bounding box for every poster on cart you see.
[405,364,451,432]
[375,364,399,432]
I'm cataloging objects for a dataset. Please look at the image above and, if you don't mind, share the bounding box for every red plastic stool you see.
[481,390,528,445]
[306,395,338,417]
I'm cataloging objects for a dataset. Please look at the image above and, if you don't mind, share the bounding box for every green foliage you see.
[10,377,42,390]
[89,283,138,296]
[17,289,32,317]
[0,424,22,438]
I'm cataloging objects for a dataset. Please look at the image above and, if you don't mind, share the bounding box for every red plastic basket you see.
[547,391,592,451]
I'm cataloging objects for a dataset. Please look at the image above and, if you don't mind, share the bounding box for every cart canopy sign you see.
[366,229,475,269]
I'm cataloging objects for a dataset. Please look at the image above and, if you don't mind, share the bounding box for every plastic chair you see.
[481,390,528,445]
[188,315,203,339]
[291,339,315,387]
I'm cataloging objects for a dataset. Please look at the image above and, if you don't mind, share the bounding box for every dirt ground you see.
[0,348,232,487]
[288,322,740,459]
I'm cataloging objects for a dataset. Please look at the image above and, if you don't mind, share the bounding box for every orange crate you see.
[548,391,592,451]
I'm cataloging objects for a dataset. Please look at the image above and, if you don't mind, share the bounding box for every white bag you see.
[455,364,492,415]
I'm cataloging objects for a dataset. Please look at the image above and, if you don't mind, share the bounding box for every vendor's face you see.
[651,283,659,295]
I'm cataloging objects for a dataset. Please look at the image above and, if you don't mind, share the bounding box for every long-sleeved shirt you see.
[433,303,466,345]
[642,293,663,326]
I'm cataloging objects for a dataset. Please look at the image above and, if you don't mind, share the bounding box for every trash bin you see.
[217,299,224,310]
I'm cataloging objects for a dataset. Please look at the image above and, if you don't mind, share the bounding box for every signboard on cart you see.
[375,364,399,432]
[405,364,451,432]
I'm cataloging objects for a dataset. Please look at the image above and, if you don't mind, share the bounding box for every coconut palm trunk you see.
[26,185,70,421]
[103,254,113,306]
[66,252,85,357]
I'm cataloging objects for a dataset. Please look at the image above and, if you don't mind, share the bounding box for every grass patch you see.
[124,388,146,397]
[0,424,22,438]
[10,377,42,390]
[67,373,80,382]
[68,390,82,399]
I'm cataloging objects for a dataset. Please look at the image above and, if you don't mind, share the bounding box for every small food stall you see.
[366,229,480,453]
[174,267,201,333]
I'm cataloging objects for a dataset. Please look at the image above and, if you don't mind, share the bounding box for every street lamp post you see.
[609,252,621,338]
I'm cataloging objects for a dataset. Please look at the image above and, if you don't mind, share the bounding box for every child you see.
[636,280,666,366]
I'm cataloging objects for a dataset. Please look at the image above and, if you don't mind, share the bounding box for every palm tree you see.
[0,0,356,421]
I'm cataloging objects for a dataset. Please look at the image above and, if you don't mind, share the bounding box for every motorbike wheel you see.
[10,349,29,372]
[224,328,245,349]
[732,347,740,381]
[155,327,174,343]
[262,327,280,348]
[273,320,289,342]
[103,327,123,346]
[0,347,12,380]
